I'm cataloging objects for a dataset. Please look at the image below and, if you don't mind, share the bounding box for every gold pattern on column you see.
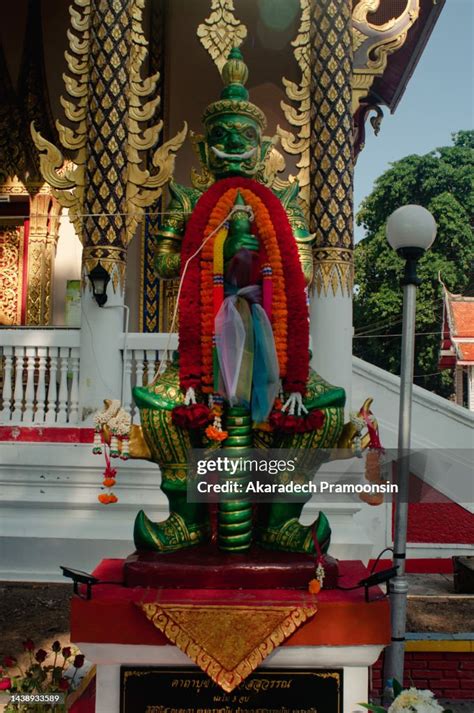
[0,226,25,325]
[159,280,179,333]
[277,0,310,211]
[278,1,421,201]
[352,0,420,112]
[313,247,353,298]
[31,0,186,293]
[25,193,61,325]
[197,0,247,73]
[310,0,354,297]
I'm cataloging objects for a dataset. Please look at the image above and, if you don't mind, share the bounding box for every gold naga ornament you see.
[31,0,187,292]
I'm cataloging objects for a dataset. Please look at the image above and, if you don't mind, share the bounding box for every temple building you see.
[0,2,473,708]
[439,283,474,411]
[1,0,472,580]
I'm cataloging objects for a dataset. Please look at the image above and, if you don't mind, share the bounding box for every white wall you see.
[52,210,82,326]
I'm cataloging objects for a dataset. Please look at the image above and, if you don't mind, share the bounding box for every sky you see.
[354,0,474,241]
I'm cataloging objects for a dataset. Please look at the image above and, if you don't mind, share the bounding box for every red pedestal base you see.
[71,559,390,649]
[124,545,339,589]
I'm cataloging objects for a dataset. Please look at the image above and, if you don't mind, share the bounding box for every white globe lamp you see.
[386,204,437,284]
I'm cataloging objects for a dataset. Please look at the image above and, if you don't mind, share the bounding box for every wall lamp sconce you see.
[88,263,110,307]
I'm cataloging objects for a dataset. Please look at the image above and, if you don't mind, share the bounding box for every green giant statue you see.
[106,49,371,556]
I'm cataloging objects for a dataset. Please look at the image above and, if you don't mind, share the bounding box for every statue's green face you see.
[206,114,261,178]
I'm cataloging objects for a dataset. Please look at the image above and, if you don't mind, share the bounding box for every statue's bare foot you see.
[133,510,211,553]
[256,512,331,554]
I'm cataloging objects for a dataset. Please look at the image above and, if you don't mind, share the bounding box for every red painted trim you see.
[368,558,454,574]
[0,426,94,443]
[21,219,29,324]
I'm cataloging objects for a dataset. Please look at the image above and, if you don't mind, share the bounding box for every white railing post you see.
[1,347,13,422]
[56,347,70,424]
[45,347,59,424]
[12,346,25,422]
[123,351,134,419]
[35,347,47,423]
[135,349,145,388]
[69,347,80,424]
[23,347,36,424]
[145,349,156,386]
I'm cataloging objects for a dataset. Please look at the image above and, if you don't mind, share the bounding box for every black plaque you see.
[120,666,343,713]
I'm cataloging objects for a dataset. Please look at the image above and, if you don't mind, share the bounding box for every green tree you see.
[354,131,474,397]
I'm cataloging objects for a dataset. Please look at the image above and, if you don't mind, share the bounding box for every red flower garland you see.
[245,181,309,393]
[178,177,309,395]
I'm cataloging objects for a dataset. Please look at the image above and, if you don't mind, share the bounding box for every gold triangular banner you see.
[140,602,317,692]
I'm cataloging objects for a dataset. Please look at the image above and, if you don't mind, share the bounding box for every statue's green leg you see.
[132,361,211,553]
[255,370,345,555]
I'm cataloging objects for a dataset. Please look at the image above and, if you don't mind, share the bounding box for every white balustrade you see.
[0,330,177,426]
[69,351,80,424]
[0,329,80,425]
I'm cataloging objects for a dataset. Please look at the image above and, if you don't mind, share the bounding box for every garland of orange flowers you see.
[178,177,309,397]
[199,187,290,393]
[201,190,236,392]
[241,187,288,375]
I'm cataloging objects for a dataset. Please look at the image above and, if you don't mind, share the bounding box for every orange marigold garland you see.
[178,177,309,408]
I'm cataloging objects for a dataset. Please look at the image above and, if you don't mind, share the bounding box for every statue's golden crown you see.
[202,47,267,130]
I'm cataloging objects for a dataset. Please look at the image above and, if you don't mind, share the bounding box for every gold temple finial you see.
[197,0,247,74]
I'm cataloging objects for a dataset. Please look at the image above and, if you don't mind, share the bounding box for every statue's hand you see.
[224,233,259,262]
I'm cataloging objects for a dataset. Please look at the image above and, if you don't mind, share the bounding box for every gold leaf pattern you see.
[197,0,247,74]
[140,602,317,693]
[277,0,310,211]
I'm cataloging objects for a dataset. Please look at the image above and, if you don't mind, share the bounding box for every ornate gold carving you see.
[30,0,89,241]
[31,0,186,293]
[190,132,215,192]
[310,0,354,290]
[127,0,187,242]
[352,0,420,111]
[278,0,420,202]
[0,177,53,196]
[197,0,247,74]
[25,194,61,325]
[256,137,289,192]
[159,279,179,332]
[83,245,126,294]
[0,226,25,325]
[140,602,317,693]
[277,0,310,211]
[313,247,354,297]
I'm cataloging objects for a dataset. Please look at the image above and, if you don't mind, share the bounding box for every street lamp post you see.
[383,205,437,696]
